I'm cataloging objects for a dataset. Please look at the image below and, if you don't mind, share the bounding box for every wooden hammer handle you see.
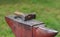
[14,11,24,16]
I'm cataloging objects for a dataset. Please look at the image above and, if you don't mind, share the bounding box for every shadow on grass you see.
[0,0,21,5]
[0,0,54,5]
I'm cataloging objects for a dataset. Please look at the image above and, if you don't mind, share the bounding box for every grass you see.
[0,0,60,37]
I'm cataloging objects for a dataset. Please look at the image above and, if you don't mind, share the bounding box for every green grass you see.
[0,0,60,37]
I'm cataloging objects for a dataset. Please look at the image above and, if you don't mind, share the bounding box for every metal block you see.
[5,12,58,37]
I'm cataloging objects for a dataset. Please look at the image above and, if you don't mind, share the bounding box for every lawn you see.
[0,0,60,37]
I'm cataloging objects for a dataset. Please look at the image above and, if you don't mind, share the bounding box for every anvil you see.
[5,12,58,37]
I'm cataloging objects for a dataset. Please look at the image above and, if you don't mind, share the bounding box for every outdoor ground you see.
[0,0,60,37]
